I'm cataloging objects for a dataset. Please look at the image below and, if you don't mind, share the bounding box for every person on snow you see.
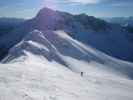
[81,72,83,77]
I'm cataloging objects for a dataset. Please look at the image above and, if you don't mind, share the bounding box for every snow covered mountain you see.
[0,7,133,62]
[0,29,133,100]
[0,7,133,100]
[3,29,133,79]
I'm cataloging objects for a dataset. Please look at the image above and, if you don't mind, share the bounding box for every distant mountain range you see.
[0,18,25,59]
[102,17,133,26]
[102,17,133,34]
[0,18,25,36]
[0,8,133,62]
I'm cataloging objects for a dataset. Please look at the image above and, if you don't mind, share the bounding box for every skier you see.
[81,72,83,77]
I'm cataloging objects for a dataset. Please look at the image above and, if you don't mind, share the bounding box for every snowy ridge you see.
[0,30,133,100]
[3,29,133,78]
[0,7,133,62]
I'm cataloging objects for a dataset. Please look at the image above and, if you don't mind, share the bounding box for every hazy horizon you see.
[0,0,133,18]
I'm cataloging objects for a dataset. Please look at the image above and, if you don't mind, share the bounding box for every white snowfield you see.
[0,30,133,100]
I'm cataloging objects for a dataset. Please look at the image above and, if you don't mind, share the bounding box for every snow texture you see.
[0,30,133,100]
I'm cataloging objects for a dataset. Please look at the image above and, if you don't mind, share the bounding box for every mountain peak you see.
[40,7,55,12]
[36,7,56,18]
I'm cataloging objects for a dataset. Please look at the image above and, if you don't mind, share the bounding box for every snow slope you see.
[0,30,133,100]
[3,30,133,78]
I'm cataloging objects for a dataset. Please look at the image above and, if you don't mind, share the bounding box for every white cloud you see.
[67,0,101,4]
[43,0,102,5]
[111,2,133,7]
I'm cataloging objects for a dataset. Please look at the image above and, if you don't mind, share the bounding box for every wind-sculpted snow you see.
[1,55,133,100]
[1,30,133,100]
[3,30,133,79]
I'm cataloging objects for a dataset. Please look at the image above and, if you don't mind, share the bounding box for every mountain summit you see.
[0,7,133,61]
[0,8,133,100]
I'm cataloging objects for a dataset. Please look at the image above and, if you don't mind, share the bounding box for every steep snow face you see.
[1,30,133,100]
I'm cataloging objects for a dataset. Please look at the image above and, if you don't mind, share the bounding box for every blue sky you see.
[0,0,133,18]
